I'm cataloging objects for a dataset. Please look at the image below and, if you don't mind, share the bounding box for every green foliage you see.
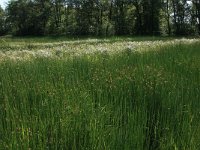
[6,0,51,35]
[171,0,194,35]
[2,0,200,36]
[0,38,200,149]
[0,5,7,35]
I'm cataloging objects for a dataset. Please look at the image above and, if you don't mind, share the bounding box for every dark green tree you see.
[34,0,52,35]
[74,0,96,35]
[172,0,192,35]
[133,0,162,35]
[0,5,7,35]
[114,0,127,35]
[192,0,200,34]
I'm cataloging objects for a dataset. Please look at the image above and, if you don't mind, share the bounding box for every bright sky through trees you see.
[0,0,8,9]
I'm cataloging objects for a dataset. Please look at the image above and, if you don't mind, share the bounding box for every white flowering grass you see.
[0,37,199,61]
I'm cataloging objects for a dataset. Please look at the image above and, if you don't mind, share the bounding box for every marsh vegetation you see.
[0,37,200,149]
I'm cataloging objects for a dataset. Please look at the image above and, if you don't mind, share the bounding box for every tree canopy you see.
[0,5,7,35]
[0,0,200,36]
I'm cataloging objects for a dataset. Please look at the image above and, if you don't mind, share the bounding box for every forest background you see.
[0,0,200,37]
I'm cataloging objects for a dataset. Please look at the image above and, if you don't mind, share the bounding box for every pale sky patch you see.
[0,0,8,9]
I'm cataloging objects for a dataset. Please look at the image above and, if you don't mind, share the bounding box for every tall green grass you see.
[0,43,199,149]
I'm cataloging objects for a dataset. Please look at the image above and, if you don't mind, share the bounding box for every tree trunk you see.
[166,0,171,35]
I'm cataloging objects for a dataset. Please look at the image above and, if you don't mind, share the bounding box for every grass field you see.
[0,37,200,149]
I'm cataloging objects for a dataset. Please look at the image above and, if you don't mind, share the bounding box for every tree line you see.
[0,0,200,36]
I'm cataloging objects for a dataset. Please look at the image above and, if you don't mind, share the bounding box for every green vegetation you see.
[0,38,200,149]
[1,0,200,36]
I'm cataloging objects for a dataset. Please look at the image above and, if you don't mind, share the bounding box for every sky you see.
[0,0,8,9]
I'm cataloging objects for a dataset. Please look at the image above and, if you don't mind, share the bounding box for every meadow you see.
[0,37,200,149]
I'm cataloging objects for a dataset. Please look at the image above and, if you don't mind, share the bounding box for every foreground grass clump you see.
[0,42,200,149]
